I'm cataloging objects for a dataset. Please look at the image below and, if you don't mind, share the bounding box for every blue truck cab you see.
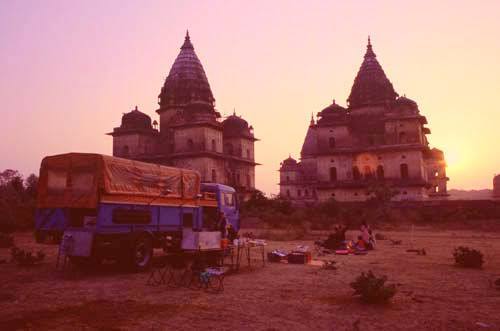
[201,183,240,231]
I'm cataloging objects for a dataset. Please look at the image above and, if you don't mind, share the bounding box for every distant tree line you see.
[0,169,38,232]
[241,185,500,230]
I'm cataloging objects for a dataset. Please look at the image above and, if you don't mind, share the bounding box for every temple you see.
[108,32,258,200]
[279,38,448,202]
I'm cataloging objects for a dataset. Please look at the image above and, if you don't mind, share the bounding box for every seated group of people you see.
[318,222,376,252]
[356,222,376,250]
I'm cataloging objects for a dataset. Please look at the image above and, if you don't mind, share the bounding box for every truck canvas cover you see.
[37,153,201,208]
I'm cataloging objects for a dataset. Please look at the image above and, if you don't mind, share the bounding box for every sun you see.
[445,149,460,168]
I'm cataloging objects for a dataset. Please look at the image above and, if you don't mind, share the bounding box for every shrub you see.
[10,247,45,266]
[0,233,14,248]
[350,270,397,304]
[453,246,484,268]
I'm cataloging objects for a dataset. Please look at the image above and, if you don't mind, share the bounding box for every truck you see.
[35,153,240,270]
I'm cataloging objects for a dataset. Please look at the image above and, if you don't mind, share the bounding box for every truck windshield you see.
[222,192,235,207]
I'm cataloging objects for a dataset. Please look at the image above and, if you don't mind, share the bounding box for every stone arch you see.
[400,163,409,179]
[376,165,384,179]
[330,167,337,181]
[122,145,129,156]
[187,139,194,151]
[352,166,361,180]
[329,137,336,148]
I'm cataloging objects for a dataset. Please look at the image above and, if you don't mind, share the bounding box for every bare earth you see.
[1,229,500,331]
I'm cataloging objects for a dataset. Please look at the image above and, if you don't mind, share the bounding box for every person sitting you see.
[338,224,348,242]
[367,228,376,250]
[322,224,348,250]
[227,224,239,242]
[354,235,367,250]
[217,212,227,239]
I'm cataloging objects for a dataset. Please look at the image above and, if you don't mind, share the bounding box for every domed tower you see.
[297,114,318,200]
[156,31,216,130]
[424,148,449,197]
[222,111,259,199]
[279,156,300,199]
[107,31,258,197]
[493,175,500,198]
[108,106,158,158]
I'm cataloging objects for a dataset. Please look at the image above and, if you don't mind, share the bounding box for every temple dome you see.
[157,31,215,110]
[222,112,253,138]
[393,95,419,112]
[347,37,398,109]
[281,156,298,167]
[319,100,347,115]
[120,106,152,130]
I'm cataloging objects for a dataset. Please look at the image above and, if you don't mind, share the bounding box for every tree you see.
[0,170,38,231]
[365,183,399,223]
[0,169,22,186]
[24,174,38,199]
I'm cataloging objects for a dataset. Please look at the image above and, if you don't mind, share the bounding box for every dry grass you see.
[1,228,500,330]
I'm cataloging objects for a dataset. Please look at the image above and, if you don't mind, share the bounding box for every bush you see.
[10,247,45,266]
[350,270,397,304]
[453,246,484,268]
[0,233,14,248]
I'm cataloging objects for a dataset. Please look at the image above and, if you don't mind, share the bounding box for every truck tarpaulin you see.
[37,153,201,208]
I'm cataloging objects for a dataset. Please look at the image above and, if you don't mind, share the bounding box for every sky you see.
[1,0,500,195]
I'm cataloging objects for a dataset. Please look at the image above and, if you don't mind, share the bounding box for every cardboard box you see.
[287,252,308,264]
[181,229,221,250]
[61,229,94,257]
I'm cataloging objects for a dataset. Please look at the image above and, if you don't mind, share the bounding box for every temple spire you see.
[347,37,398,109]
[157,31,215,110]
[365,35,376,58]
[181,29,194,49]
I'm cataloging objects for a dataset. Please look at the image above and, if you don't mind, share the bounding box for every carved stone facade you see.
[494,175,500,199]
[108,32,258,200]
[279,38,448,203]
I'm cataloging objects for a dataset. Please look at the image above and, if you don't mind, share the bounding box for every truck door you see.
[219,191,240,231]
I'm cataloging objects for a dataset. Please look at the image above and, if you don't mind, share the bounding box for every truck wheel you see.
[131,235,153,271]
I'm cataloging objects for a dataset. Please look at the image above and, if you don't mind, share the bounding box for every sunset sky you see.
[1,0,499,195]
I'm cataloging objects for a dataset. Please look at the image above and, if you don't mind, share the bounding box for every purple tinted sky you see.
[1,0,500,194]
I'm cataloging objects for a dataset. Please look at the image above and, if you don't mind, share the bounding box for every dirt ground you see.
[1,228,500,331]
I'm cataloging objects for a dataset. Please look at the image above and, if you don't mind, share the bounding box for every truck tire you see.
[131,234,153,271]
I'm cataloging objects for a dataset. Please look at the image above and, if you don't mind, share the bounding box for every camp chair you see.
[204,267,225,293]
[147,255,170,286]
